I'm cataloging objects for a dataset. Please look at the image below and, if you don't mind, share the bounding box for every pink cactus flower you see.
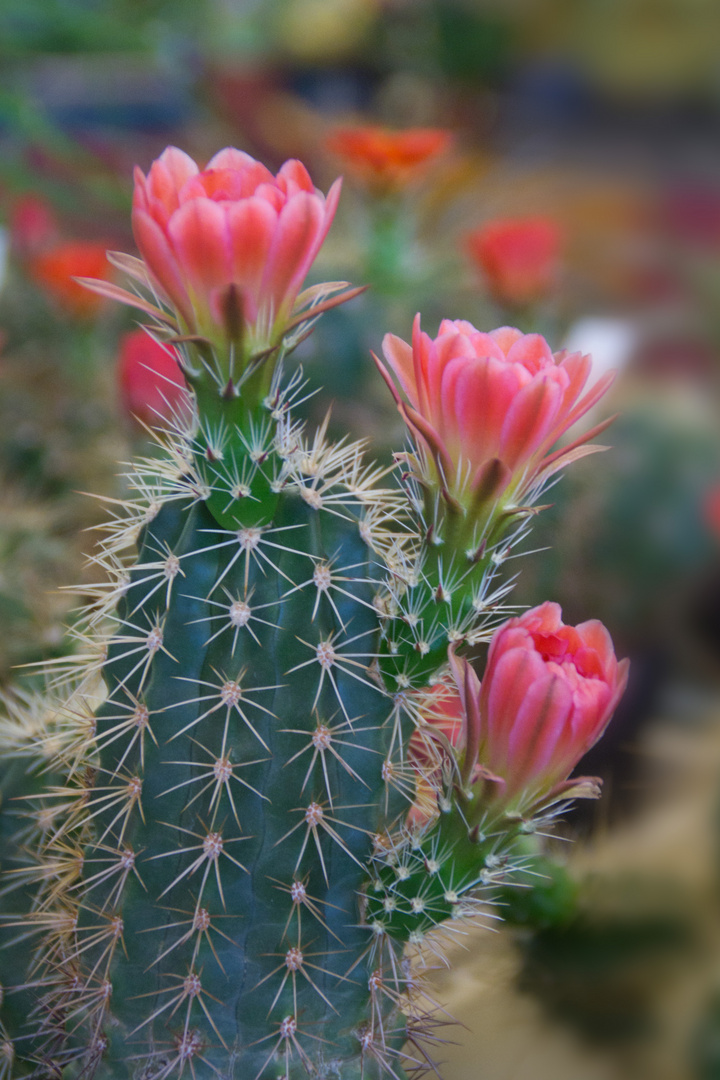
[118,329,189,428]
[449,603,628,810]
[377,316,616,503]
[131,146,341,350]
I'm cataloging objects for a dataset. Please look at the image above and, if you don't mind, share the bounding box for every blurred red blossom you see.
[325,125,452,195]
[29,241,112,318]
[118,329,188,428]
[466,216,562,307]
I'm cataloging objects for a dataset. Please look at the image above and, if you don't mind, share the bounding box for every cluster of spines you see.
[0,363,543,1079]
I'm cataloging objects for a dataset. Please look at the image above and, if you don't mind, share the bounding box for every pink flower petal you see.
[381,333,417,405]
[261,192,324,315]
[506,672,574,787]
[504,332,555,372]
[132,208,193,325]
[145,147,198,222]
[490,326,524,354]
[277,158,316,193]
[167,198,232,297]
[499,374,562,468]
[226,197,278,318]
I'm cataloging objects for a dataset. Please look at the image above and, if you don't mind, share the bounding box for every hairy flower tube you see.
[130,145,342,359]
[440,603,629,812]
[377,316,616,511]
[465,216,561,308]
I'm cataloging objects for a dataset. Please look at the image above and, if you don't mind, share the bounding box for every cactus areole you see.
[0,147,626,1079]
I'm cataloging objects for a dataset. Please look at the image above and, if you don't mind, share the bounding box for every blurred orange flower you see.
[29,241,112,318]
[325,125,452,194]
[466,216,561,307]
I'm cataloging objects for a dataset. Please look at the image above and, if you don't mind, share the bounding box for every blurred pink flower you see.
[466,217,561,307]
[451,602,628,809]
[118,329,189,428]
[377,317,615,502]
[131,146,341,349]
[9,194,59,256]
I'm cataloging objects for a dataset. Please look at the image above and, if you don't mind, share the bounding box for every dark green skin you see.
[58,481,413,1078]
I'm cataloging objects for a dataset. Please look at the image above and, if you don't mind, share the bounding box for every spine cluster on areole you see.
[0,145,627,1080]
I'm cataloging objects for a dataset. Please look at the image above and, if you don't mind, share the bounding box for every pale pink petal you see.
[261,192,324,314]
[277,158,316,193]
[557,350,592,405]
[499,375,563,468]
[562,369,616,430]
[226,197,278,313]
[411,314,432,416]
[381,333,417,406]
[132,166,150,214]
[489,326,524,354]
[207,147,272,178]
[575,618,616,672]
[483,646,548,762]
[451,355,525,465]
[167,198,232,295]
[76,276,174,323]
[321,177,342,233]
[145,147,198,221]
[254,183,286,211]
[132,208,193,325]
[506,673,574,788]
[504,332,555,372]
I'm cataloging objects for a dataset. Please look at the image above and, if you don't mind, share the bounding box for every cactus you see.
[0,146,627,1079]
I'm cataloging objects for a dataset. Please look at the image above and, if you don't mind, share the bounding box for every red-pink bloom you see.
[118,329,189,427]
[131,146,341,348]
[466,217,561,307]
[451,603,628,809]
[377,317,616,501]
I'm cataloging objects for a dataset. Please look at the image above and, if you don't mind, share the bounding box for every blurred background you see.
[4,1,720,1077]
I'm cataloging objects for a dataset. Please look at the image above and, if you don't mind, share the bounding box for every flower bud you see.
[449,603,629,810]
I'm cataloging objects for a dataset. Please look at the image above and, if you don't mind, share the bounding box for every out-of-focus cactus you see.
[0,145,626,1079]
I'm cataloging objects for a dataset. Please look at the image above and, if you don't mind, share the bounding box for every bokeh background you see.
[4,2,720,1077]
